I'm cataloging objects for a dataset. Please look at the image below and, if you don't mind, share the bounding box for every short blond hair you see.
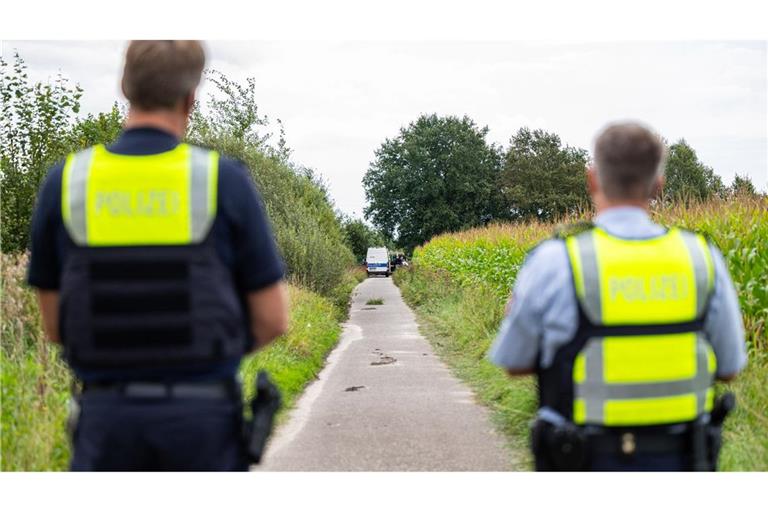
[121,40,206,110]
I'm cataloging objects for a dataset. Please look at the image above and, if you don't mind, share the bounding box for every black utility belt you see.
[81,380,239,400]
[532,420,695,471]
[585,428,689,456]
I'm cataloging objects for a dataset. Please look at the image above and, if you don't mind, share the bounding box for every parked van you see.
[366,247,391,277]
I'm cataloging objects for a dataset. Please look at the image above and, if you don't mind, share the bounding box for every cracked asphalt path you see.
[258,276,513,471]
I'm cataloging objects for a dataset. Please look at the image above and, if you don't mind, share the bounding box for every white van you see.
[366,247,390,277]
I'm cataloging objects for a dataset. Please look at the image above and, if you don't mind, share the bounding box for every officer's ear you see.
[586,165,601,196]
[181,91,196,118]
[651,174,665,199]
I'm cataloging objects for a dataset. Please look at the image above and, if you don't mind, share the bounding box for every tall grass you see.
[398,195,767,470]
[1,254,71,471]
[0,253,365,471]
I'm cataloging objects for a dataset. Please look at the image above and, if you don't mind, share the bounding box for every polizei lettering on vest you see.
[609,274,690,303]
[94,190,181,217]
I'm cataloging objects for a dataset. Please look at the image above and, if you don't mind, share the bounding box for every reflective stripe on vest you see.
[565,227,716,426]
[62,143,218,246]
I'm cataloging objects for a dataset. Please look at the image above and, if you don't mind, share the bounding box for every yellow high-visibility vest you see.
[564,226,716,426]
[57,143,248,369]
[62,143,218,246]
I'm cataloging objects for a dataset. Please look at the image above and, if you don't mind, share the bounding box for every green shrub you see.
[1,54,355,297]
[187,72,355,297]
[0,54,124,253]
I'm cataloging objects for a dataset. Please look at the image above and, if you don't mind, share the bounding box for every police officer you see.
[27,41,289,471]
[488,122,747,471]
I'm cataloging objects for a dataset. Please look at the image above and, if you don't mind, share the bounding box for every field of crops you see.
[399,195,767,470]
[416,197,767,348]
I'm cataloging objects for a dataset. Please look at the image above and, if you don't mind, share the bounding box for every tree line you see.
[3,52,758,263]
[363,114,761,252]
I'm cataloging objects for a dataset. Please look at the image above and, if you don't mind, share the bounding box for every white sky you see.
[2,40,766,217]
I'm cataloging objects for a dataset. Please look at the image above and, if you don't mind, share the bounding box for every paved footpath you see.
[258,276,514,471]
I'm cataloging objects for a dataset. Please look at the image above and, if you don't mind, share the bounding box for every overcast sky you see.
[3,40,766,216]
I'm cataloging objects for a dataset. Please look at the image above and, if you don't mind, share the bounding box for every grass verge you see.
[240,267,366,413]
[0,253,365,471]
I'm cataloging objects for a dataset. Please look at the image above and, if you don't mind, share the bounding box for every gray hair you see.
[593,122,667,200]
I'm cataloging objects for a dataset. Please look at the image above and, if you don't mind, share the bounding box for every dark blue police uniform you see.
[28,127,286,471]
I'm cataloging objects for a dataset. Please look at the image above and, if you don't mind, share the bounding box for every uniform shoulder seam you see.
[67,145,98,159]
[524,236,567,264]
[676,225,716,245]
[185,142,222,157]
[213,153,249,169]
[551,220,595,240]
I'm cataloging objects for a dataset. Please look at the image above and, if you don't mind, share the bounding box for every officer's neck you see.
[124,108,187,140]
[593,196,650,216]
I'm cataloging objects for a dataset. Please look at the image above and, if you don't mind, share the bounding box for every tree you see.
[341,218,386,263]
[499,127,589,221]
[187,72,355,295]
[1,53,80,252]
[68,104,125,149]
[0,53,124,253]
[730,173,757,196]
[188,70,290,163]
[663,139,724,201]
[363,114,503,251]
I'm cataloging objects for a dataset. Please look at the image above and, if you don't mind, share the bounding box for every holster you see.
[242,371,282,464]
[531,418,589,471]
[692,392,736,471]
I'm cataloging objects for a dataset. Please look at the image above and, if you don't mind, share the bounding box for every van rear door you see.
[366,248,389,274]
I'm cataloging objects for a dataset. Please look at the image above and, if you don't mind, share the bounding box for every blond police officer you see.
[489,122,747,471]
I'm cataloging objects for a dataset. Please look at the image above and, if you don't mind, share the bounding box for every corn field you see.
[414,195,767,351]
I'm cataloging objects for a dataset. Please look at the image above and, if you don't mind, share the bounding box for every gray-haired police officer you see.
[489,122,747,471]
